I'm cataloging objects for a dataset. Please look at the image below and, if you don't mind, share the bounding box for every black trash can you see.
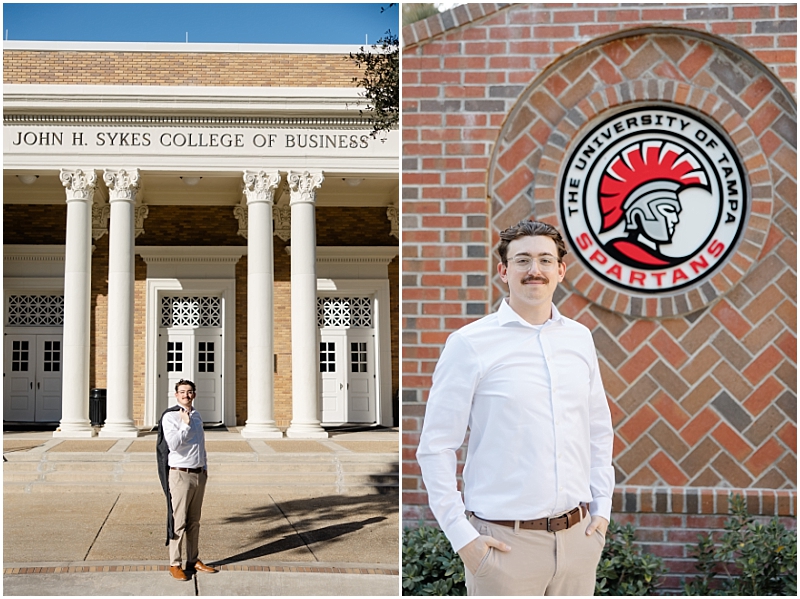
[90,388,107,426]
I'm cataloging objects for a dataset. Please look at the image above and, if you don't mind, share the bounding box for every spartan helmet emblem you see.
[622,180,682,245]
[598,141,709,268]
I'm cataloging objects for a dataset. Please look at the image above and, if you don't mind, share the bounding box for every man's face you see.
[498,235,566,308]
[175,384,195,410]
[652,198,682,242]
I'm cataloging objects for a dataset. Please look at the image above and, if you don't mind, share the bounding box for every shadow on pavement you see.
[369,461,398,494]
[212,516,385,565]
[212,493,396,566]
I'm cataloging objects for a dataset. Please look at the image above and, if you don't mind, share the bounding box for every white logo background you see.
[560,106,748,294]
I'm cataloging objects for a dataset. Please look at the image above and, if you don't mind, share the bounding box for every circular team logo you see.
[559,105,748,294]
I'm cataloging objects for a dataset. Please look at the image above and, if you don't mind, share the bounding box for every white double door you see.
[319,329,376,424]
[158,328,223,423]
[3,334,63,422]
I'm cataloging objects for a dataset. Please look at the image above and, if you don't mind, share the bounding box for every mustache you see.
[522,274,549,284]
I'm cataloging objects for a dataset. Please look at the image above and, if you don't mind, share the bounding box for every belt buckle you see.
[547,513,567,533]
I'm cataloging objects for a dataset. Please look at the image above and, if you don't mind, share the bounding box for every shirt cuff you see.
[445,517,481,553]
[589,496,612,522]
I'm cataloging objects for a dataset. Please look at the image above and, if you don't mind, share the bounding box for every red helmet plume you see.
[599,141,707,233]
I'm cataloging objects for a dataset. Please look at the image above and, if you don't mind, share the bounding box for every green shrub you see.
[595,520,666,595]
[684,494,797,596]
[402,525,466,596]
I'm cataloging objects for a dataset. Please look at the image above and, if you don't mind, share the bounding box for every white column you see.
[54,169,97,438]
[99,168,140,438]
[286,171,328,438]
[241,171,283,438]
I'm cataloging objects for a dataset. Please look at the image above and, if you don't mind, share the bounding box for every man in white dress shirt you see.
[158,379,218,581]
[417,220,615,595]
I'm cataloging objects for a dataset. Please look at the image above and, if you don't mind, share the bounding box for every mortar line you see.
[269,493,319,562]
[82,494,120,561]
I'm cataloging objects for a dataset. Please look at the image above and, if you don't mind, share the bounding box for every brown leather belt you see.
[170,466,203,473]
[477,505,587,533]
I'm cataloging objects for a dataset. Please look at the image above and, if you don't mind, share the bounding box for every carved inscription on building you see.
[8,128,377,152]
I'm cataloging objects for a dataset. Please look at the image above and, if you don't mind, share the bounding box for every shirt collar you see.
[497,298,566,328]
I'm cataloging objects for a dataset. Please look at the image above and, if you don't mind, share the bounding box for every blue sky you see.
[2,3,399,45]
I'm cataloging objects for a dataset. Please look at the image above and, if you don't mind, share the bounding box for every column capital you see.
[287,171,324,206]
[103,168,141,203]
[243,170,281,205]
[60,169,97,202]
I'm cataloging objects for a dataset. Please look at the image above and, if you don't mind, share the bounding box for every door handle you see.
[339,383,343,390]
[30,382,33,389]
[38,382,40,389]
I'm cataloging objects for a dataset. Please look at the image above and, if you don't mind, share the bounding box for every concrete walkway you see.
[3,562,398,596]
[3,427,400,596]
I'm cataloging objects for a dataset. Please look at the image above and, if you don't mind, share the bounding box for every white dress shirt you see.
[162,406,208,469]
[417,300,615,552]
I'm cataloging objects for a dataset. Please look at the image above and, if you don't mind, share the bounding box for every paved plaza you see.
[4,427,400,595]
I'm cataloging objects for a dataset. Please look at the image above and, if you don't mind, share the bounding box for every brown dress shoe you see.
[169,565,189,581]
[192,560,218,573]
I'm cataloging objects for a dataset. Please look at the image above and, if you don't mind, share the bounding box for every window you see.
[161,296,221,328]
[7,295,65,326]
[11,340,29,372]
[316,297,372,328]
[167,341,183,372]
[319,342,336,372]
[198,341,215,373]
[350,342,368,373]
[43,340,61,372]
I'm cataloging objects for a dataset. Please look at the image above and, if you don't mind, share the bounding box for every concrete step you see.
[3,481,396,495]
[3,452,398,492]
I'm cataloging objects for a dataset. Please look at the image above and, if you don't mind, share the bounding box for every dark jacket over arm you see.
[156,406,182,546]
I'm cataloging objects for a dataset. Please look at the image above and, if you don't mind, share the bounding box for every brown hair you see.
[175,379,196,393]
[498,220,568,265]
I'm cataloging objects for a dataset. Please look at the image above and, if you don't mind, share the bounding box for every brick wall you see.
[3,50,361,87]
[91,237,108,395]
[611,486,796,589]
[402,3,796,590]
[3,204,66,244]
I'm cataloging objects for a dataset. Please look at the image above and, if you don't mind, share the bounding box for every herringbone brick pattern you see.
[401,2,797,551]
[561,293,797,490]
[488,31,794,319]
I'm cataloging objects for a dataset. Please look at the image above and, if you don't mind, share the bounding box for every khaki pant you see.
[168,469,207,567]
[465,512,605,596]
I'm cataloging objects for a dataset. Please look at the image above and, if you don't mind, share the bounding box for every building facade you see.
[3,41,399,438]
[402,3,795,589]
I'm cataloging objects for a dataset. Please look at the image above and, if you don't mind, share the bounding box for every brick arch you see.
[487,26,797,319]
